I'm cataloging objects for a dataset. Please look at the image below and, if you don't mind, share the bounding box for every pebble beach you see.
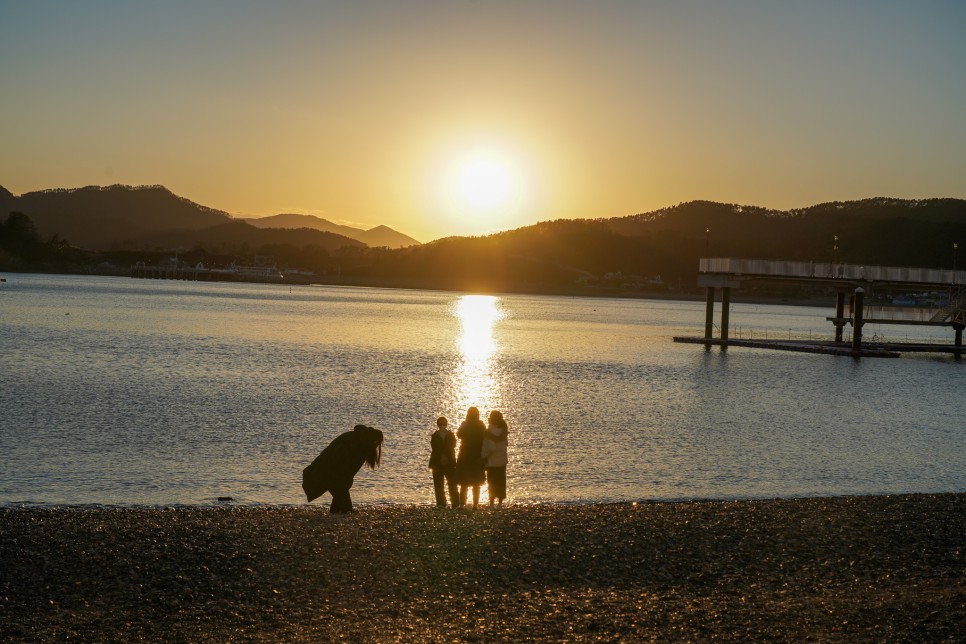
[1,494,963,642]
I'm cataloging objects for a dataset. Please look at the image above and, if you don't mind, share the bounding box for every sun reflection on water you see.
[452,294,504,417]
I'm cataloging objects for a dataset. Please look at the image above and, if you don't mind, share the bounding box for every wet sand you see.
[1,494,963,642]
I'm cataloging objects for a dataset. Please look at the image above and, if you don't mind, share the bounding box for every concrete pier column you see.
[834,290,846,343]
[721,287,731,346]
[704,287,716,341]
[954,323,964,360]
[851,287,865,355]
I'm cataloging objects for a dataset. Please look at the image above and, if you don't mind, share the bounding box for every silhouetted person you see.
[428,416,459,508]
[303,424,383,513]
[455,406,486,508]
[481,410,509,507]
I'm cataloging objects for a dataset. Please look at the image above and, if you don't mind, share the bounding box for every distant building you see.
[228,262,283,278]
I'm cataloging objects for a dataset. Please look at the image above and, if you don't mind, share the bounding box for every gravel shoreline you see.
[2,494,963,642]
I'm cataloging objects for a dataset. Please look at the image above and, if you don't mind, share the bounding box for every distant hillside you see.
[0,184,232,249]
[602,198,966,274]
[356,225,419,248]
[4,188,965,295]
[124,221,365,253]
[0,184,420,251]
[610,198,966,234]
[242,213,362,239]
[244,213,419,248]
[342,197,966,293]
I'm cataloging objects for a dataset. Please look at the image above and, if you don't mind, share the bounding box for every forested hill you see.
[3,191,965,293]
[0,184,233,249]
[605,197,966,272]
[244,213,419,248]
[351,198,966,292]
[0,184,418,250]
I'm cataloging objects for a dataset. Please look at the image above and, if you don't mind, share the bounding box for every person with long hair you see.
[302,424,383,513]
[481,410,509,507]
[454,406,486,509]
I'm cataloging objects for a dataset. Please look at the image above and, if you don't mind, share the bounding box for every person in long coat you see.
[303,424,383,513]
[454,407,486,509]
[428,416,458,508]
[481,410,509,507]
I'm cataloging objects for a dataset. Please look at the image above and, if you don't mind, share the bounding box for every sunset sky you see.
[2,1,964,242]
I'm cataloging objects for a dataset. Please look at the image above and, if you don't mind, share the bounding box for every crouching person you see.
[303,424,383,513]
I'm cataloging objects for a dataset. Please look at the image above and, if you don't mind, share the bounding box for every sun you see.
[457,155,511,210]
[441,147,522,216]
[430,141,537,235]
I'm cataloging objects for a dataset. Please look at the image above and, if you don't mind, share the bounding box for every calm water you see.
[1,273,964,507]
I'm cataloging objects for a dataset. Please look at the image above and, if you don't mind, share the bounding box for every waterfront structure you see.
[683,258,966,357]
[130,261,284,282]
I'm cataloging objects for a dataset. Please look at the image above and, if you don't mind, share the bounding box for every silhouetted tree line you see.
[0,212,92,271]
[0,211,361,277]
[348,199,966,293]
[4,198,966,295]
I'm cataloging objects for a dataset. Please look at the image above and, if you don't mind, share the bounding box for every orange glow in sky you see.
[2,2,965,242]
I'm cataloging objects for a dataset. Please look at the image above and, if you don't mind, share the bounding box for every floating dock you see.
[681,258,965,358]
[673,336,901,358]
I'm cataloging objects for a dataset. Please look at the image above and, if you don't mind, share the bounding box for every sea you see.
[1,273,963,507]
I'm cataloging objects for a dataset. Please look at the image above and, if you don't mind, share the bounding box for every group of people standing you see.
[429,406,509,509]
[301,408,508,513]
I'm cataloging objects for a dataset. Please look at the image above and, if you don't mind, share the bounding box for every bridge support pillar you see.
[834,290,846,343]
[851,287,865,355]
[704,287,716,341]
[954,323,964,360]
[721,287,731,346]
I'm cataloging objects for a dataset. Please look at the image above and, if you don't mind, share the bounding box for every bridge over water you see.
[676,258,966,357]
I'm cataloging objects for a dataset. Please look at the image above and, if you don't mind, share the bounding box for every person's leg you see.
[446,472,459,508]
[330,487,352,513]
[492,467,507,504]
[432,470,446,507]
[329,489,343,513]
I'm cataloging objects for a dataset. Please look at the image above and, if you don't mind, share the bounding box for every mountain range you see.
[355,197,966,293]
[241,213,417,248]
[0,184,419,251]
[3,183,966,295]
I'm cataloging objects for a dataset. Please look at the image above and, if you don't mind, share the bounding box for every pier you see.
[675,258,966,358]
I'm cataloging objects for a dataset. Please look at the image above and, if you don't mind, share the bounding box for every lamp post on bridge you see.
[954,242,959,284]
[831,234,847,342]
[705,227,710,255]
[954,242,964,355]
[832,235,841,279]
